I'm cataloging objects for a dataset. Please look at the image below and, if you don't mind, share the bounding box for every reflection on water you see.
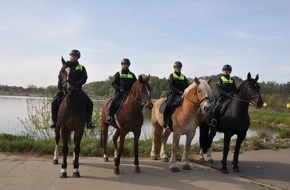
[0,96,279,144]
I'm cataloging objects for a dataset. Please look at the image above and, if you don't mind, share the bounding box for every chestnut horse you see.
[199,72,263,173]
[150,78,213,172]
[101,75,152,174]
[53,59,87,178]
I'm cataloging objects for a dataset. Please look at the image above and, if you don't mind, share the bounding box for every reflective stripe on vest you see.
[220,76,233,84]
[76,64,83,71]
[172,73,185,80]
[119,71,133,79]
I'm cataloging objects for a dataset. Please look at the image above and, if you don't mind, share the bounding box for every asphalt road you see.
[0,149,289,190]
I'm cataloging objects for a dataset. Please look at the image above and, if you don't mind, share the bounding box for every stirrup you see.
[50,121,56,129]
[87,122,96,129]
[105,117,113,125]
[209,119,217,128]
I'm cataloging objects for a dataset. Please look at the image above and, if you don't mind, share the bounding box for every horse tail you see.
[199,121,210,154]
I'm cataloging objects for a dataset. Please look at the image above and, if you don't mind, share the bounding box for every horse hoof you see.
[221,167,229,174]
[59,172,67,178]
[208,159,214,163]
[72,171,80,178]
[162,157,169,162]
[151,155,158,160]
[233,167,241,173]
[103,157,109,162]
[199,158,205,161]
[170,167,180,172]
[53,159,58,165]
[135,166,141,173]
[114,167,120,174]
[182,165,191,170]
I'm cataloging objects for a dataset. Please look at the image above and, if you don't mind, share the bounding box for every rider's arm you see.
[112,72,121,91]
[168,74,183,95]
[77,66,88,87]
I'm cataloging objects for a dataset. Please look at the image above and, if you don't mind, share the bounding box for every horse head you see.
[130,74,153,109]
[184,77,214,114]
[238,72,263,108]
[60,57,78,94]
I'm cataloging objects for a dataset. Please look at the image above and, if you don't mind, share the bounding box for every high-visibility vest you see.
[220,76,234,84]
[119,71,134,79]
[172,73,185,80]
[75,64,83,71]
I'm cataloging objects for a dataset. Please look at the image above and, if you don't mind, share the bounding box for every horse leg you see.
[101,123,109,162]
[53,127,60,164]
[221,133,232,174]
[113,129,120,161]
[114,132,125,174]
[60,130,69,178]
[160,128,171,162]
[169,131,181,172]
[232,132,246,173]
[150,122,163,160]
[182,131,195,170]
[134,129,141,173]
[206,127,216,163]
[72,131,83,178]
[199,122,208,161]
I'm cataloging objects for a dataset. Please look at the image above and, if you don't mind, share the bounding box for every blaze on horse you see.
[101,75,152,174]
[53,59,87,178]
[150,78,213,172]
[199,72,263,174]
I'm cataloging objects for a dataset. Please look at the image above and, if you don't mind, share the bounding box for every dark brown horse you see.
[101,75,152,174]
[199,72,263,173]
[53,59,87,178]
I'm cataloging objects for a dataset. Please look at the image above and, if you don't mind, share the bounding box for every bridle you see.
[124,83,152,106]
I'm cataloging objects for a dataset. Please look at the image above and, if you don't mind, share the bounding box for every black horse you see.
[199,72,263,173]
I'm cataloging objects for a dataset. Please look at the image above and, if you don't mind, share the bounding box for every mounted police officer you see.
[163,61,189,128]
[209,64,237,128]
[50,49,95,129]
[105,58,137,125]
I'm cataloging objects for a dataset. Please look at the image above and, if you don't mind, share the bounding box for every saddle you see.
[106,94,127,116]
[159,95,183,114]
[219,98,231,117]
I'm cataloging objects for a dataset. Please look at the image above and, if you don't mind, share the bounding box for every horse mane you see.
[184,82,197,96]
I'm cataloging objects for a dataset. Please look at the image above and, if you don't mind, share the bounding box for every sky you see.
[0,0,289,88]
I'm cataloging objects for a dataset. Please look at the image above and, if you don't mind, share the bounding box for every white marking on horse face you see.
[65,67,70,80]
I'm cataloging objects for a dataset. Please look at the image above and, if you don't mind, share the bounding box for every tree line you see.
[1,74,290,109]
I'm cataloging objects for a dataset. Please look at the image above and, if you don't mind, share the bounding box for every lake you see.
[0,95,277,144]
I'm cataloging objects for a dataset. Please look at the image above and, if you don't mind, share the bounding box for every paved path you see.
[0,149,289,190]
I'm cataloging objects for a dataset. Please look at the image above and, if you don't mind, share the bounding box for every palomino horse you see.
[150,78,213,172]
[199,72,263,173]
[53,59,87,178]
[101,75,152,174]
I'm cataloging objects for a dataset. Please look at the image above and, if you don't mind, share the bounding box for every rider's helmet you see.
[70,49,81,58]
[173,61,182,68]
[121,58,131,65]
[222,64,232,73]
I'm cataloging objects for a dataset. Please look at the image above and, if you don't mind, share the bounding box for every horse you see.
[150,78,214,172]
[100,74,153,174]
[53,59,87,178]
[199,72,263,174]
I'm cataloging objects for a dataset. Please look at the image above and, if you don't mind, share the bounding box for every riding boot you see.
[162,107,170,128]
[86,103,95,129]
[105,104,115,125]
[209,101,220,128]
[50,98,59,128]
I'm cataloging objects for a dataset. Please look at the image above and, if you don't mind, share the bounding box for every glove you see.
[120,89,125,93]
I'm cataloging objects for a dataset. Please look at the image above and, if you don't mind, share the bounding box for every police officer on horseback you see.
[209,64,237,128]
[163,61,189,129]
[50,49,95,129]
[105,58,137,125]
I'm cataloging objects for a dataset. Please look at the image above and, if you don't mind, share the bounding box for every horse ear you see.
[194,77,200,85]
[61,56,66,65]
[138,75,143,82]
[255,74,259,81]
[207,78,212,84]
[247,72,251,80]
